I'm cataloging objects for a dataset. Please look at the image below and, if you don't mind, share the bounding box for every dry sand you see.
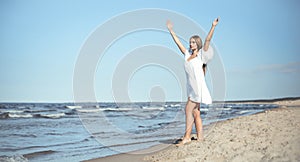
[85,99,300,162]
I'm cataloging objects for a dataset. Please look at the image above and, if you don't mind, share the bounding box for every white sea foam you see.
[8,113,33,118]
[0,155,28,162]
[200,108,209,112]
[170,104,181,107]
[216,107,232,111]
[142,106,165,111]
[101,108,134,111]
[164,104,181,108]
[65,105,82,109]
[40,113,66,118]
[77,107,135,113]
[77,109,101,113]
[1,110,24,113]
[238,110,251,114]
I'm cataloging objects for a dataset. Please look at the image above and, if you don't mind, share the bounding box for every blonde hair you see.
[190,35,203,51]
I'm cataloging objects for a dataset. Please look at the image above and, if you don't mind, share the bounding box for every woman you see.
[166,18,219,145]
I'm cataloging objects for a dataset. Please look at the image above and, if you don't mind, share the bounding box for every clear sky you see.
[1,0,299,102]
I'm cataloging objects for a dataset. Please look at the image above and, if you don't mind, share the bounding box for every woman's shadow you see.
[159,136,198,145]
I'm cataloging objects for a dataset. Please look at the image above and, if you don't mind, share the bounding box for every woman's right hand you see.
[166,20,186,55]
[166,20,173,31]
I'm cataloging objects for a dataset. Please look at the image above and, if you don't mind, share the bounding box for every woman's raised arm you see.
[203,17,219,51]
[167,20,186,55]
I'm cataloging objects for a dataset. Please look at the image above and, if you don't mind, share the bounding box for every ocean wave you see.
[165,104,181,108]
[200,108,209,112]
[141,106,165,111]
[8,113,33,118]
[65,105,82,109]
[77,107,136,113]
[0,155,28,162]
[1,110,24,113]
[23,150,56,160]
[24,109,56,113]
[101,107,134,111]
[238,110,251,114]
[77,109,101,113]
[0,112,9,119]
[37,113,66,119]
[215,107,232,111]
[1,138,90,152]
[1,133,37,138]
[0,112,67,119]
[0,104,7,108]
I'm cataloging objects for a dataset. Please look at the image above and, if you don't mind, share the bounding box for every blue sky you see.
[1,0,299,102]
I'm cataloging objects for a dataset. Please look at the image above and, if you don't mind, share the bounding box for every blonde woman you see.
[167,18,219,145]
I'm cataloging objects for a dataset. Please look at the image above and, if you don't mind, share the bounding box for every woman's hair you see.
[190,35,203,51]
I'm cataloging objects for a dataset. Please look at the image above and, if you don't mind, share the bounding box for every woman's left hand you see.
[212,17,219,26]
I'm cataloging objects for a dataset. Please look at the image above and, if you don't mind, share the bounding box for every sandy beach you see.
[85,98,300,162]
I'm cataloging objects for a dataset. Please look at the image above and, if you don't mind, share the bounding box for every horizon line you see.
[0,96,299,104]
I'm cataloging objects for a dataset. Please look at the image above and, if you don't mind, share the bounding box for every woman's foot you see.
[196,134,204,142]
[196,137,204,142]
[175,138,191,146]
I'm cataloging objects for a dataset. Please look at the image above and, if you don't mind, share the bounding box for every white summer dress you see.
[184,45,214,104]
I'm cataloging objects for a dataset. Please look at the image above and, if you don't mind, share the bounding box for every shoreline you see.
[84,99,300,162]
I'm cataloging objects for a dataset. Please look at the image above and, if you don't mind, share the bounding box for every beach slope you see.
[85,99,300,162]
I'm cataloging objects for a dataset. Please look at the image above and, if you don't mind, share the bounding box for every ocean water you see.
[0,102,278,162]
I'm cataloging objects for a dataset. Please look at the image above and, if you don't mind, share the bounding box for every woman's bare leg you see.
[184,100,194,139]
[180,98,197,144]
[193,103,204,141]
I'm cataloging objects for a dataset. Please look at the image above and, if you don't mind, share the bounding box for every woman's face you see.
[189,38,197,51]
